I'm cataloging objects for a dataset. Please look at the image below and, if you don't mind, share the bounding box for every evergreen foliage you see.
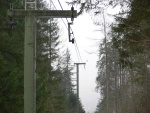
[95,0,150,113]
[0,0,85,112]
[69,0,150,113]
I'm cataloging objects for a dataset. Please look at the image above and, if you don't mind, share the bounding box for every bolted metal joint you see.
[8,17,17,28]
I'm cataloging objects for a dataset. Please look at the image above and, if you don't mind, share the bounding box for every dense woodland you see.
[0,0,85,113]
[72,0,150,113]
[1,0,150,113]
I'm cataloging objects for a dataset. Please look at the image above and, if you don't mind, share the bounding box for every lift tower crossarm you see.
[7,10,77,18]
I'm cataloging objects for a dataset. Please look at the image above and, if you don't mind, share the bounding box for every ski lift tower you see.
[24,0,37,113]
[8,0,77,113]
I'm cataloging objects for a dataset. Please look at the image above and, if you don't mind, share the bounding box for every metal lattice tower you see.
[25,0,37,10]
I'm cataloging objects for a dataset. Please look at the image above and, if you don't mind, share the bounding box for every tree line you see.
[0,0,85,113]
[71,0,150,113]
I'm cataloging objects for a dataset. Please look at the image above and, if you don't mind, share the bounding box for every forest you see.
[1,0,150,113]
[72,0,150,113]
[0,0,85,113]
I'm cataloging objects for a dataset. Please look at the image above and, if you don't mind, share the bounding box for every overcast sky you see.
[71,14,102,113]
[61,11,101,113]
